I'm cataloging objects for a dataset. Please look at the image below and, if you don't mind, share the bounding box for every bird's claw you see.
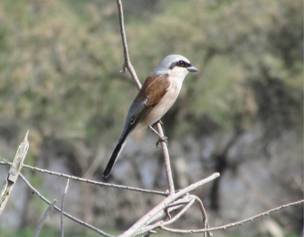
[156,136,168,147]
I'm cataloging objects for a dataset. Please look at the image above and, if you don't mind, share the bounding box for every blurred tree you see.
[0,0,302,233]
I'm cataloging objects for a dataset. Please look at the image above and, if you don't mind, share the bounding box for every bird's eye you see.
[177,60,185,67]
[170,60,190,69]
[177,60,190,67]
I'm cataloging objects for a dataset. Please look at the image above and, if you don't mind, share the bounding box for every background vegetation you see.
[0,0,302,236]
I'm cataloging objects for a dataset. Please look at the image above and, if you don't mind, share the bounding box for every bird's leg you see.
[149,125,163,138]
[149,125,168,146]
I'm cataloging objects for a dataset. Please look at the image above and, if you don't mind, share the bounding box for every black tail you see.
[103,128,132,177]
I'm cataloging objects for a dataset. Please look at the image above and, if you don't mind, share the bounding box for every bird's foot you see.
[156,136,168,147]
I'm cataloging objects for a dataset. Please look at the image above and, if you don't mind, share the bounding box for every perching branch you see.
[0,131,29,216]
[116,0,175,195]
[115,0,215,235]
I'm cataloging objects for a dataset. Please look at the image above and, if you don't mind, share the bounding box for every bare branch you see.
[116,0,175,195]
[34,200,56,237]
[161,199,304,234]
[0,131,29,216]
[20,174,113,237]
[192,195,212,237]
[0,160,166,196]
[60,179,70,237]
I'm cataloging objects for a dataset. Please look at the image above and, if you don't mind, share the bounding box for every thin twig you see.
[0,160,166,196]
[161,199,304,234]
[20,174,113,237]
[192,195,212,237]
[60,179,70,237]
[0,131,29,216]
[116,0,175,195]
[34,200,56,237]
[116,0,141,89]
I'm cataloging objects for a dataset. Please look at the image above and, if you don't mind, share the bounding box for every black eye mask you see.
[169,60,191,69]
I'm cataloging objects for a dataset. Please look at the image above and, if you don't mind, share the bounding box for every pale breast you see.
[142,78,182,126]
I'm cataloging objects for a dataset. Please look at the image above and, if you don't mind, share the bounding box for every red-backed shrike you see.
[103,54,198,177]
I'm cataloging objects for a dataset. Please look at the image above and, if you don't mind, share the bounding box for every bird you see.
[103,54,198,177]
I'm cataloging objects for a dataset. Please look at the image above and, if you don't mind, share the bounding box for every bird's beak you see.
[187,65,198,73]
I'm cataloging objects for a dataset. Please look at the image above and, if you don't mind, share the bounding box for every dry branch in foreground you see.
[0,138,302,236]
[0,131,29,216]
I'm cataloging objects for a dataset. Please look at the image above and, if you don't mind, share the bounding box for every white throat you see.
[169,67,189,82]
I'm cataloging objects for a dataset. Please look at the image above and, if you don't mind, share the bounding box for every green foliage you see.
[0,1,301,234]
[0,0,302,149]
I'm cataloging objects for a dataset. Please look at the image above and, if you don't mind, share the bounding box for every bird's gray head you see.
[153,54,198,78]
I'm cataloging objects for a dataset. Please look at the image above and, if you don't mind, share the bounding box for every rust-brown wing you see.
[103,74,169,177]
[125,74,170,126]
[138,74,170,107]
